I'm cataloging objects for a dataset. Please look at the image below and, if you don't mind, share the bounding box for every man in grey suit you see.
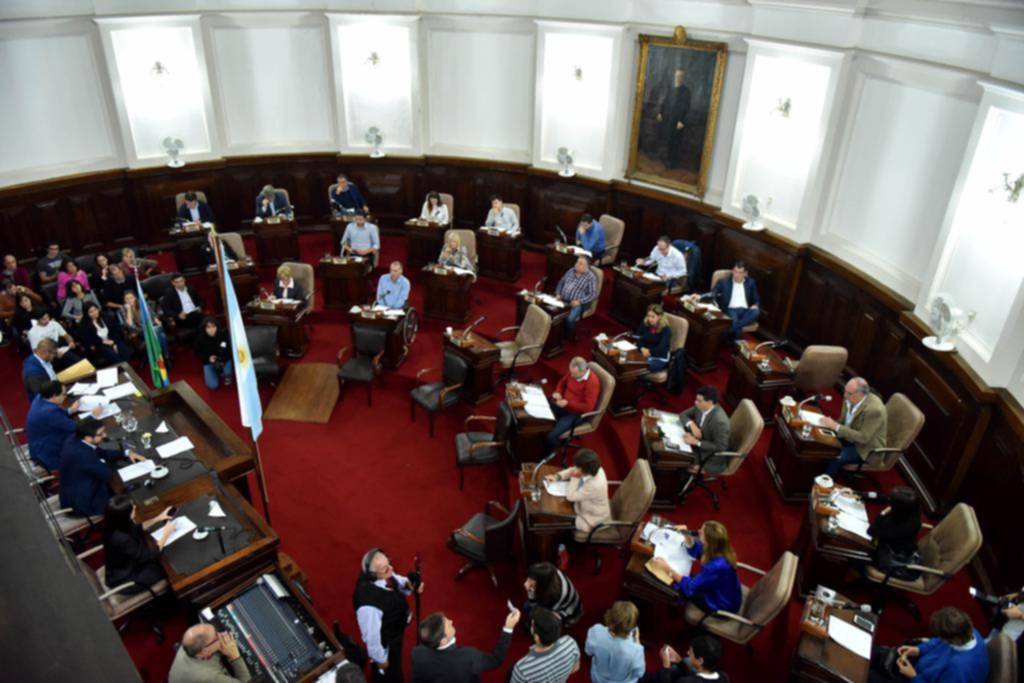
[821,377,887,477]
[169,622,251,683]
[679,385,731,472]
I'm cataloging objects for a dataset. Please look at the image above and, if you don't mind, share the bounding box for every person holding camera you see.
[193,317,233,390]
[353,548,424,682]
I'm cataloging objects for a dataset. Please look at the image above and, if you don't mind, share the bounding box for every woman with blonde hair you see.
[438,231,474,272]
[584,600,645,682]
[635,303,672,372]
[273,264,306,302]
[651,520,741,614]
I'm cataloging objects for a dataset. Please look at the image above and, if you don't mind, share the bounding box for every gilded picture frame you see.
[626,27,728,197]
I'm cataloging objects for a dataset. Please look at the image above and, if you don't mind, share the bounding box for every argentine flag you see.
[220,245,263,441]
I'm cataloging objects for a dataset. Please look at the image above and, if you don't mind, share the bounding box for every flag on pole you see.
[134,277,169,389]
[220,245,263,441]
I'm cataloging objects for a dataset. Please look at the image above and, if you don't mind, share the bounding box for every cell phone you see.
[506,600,516,612]
[853,613,875,632]
[166,506,178,517]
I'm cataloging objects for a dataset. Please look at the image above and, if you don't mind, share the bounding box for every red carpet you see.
[1,232,987,681]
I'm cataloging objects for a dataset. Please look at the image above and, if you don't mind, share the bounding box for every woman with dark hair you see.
[61,280,101,324]
[103,494,175,595]
[77,301,131,365]
[547,449,611,540]
[91,253,111,293]
[651,520,742,614]
[11,293,38,346]
[420,191,449,225]
[56,258,90,302]
[194,317,233,389]
[635,304,672,372]
[523,561,583,627]
[868,486,922,578]
[869,606,989,682]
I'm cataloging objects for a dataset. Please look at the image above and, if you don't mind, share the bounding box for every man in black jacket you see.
[411,608,520,682]
[643,634,730,682]
[160,273,204,332]
[353,548,423,683]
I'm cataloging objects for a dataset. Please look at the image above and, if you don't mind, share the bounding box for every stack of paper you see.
[567,246,593,257]
[649,410,691,452]
[118,459,156,483]
[96,367,119,388]
[76,395,109,413]
[704,303,721,313]
[827,615,872,658]
[349,305,362,314]
[543,479,571,497]
[69,383,99,396]
[641,273,662,281]
[151,516,197,546]
[451,267,476,278]
[103,382,138,400]
[521,385,555,420]
[612,340,638,352]
[798,410,828,427]
[836,510,872,540]
[650,527,694,578]
[156,436,195,458]
[538,294,566,309]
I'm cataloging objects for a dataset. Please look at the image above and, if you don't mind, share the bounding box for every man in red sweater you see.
[545,356,601,454]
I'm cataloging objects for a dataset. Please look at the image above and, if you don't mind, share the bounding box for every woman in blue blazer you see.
[650,520,742,614]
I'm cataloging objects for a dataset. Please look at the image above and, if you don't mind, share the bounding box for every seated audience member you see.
[273,264,306,302]
[585,601,645,683]
[820,377,887,478]
[194,317,233,390]
[575,214,606,263]
[869,607,988,683]
[329,173,369,215]
[989,586,1024,665]
[177,191,215,224]
[679,385,731,461]
[103,494,174,595]
[23,338,59,400]
[201,237,238,267]
[56,258,90,302]
[635,235,687,288]
[161,273,204,331]
[509,607,581,683]
[546,449,611,543]
[119,247,157,279]
[11,292,39,346]
[644,634,729,683]
[376,261,410,309]
[255,184,291,219]
[2,253,33,289]
[27,380,91,472]
[867,486,922,578]
[169,622,251,683]
[545,356,601,455]
[1,278,41,329]
[437,231,475,271]
[411,607,520,683]
[36,242,64,284]
[90,253,111,292]
[555,256,598,339]
[119,290,170,359]
[711,260,760,342]
[353,548,422,682]
[340,213,380,260]
[59,417,144,518]
[103,264,138,311]
[28,310,82,370]
[420,191,449,225]
[61,280,100,325]
[483,194,519,232]
[523,561,583,627]
[77,302,131,366]
[650,521,742,615]
[635,304,672,372]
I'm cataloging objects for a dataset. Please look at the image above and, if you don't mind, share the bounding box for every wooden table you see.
[623,522,680,611]
[609,265,667,328]
[637,410,697,509]
[518,463,575,563]
[205,259,259,314]
[676,299,732,373]
[504,384,556,468]
[543,243,580,294]
[319,256,372,310]
[477,228,522,281]
[592,340,649,417]
[169,222,212,276]
[724,339,795,419]
[244,300,309,358]
[792,590,876,682]
[420,265,473,322]
[793,488,874,595]
[443,329,499,405]
[347,307,408,370]
[515,292,569,358]
[765,404,841,502]
[405,219,447,269]
[253,216,299,265]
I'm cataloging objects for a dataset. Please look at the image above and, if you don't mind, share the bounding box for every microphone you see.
[555,225,568,244]
[461,315,486,342]
[797,393,829,412]
[697,291,715,301]
[196,525,226,533]
[530,452,556,488]
[533,276,547,293]
[753,340,776,352]
[611,331,630,342]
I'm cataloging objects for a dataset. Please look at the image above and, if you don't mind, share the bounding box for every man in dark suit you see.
[679,385,731,470]
[255,185,293,219]
[161,273,204,332]
[23,338,59,400]
[59,417,145,517]
[659,68,692,170]
[27,380,97,471]
[411,608,519,683]
[177,191,215,224]
[712,260,760,342]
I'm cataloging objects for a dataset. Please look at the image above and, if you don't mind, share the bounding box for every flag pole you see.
[251,437,272,525]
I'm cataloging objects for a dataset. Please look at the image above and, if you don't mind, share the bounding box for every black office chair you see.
[246,325,280,385]
[454,402,513,490]
[141,273,173,302]
[40,281,59,308]
[410,348,469,437]
[337,325,388,406]
[448,498,521,588]
[75,254,99,276]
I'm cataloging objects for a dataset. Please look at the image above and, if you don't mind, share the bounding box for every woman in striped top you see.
[523,561,583,628]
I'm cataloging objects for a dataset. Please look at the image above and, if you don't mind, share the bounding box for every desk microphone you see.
[463,316,486,339]
[555,225,569,244]
[533,276,547,293]
[697,291,715,301]
[753,339,785,352]
[797,393,831,412]
[610,331,631,343]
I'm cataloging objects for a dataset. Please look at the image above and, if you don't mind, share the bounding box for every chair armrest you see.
[510,344,542,367]
[465,415,497,429]
[78,545,104,560]
[496,326,520,337]
[585,520,636,543]
[336,346,349,366]
[905,564,953,580]
[437,383,463,408]
[485,500,510,517]
[920,522,934,530]
[736,561,767,576]
[415,367,435,384]
[706,610,758,628]
[99,581,143,602]
[372,350,385,370]
[469,440,502,453]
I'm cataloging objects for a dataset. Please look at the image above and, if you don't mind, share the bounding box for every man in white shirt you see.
[711,260,761,342]
[160,274,204,332]
[484,195,519,233]
[636,235,687,288]
[353,549,424,682]
[27,311,80,368]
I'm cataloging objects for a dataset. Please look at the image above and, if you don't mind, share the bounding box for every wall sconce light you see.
[772,97,791,118]
[989,172,1023,203]
[150,61,170,78]
[572,66,583,81]
[365,127,385,158]
[366,51,381,67]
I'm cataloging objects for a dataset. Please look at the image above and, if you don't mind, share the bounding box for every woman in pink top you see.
[56,259,90,302]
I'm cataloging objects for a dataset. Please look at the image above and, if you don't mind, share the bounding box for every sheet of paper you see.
[151,516,197,547]
[118,459,156,483]
[827,615,872,658]
[103,382,138,400]
[568,246,593,257]
[543,479,570,497]
[208,501,226,518]
[655,414,693,453]
[451,267,475,278]
[538,294,566,309]
[799,410,828,427]
[156,436,195,459]
[95,367,119,388]
[642,272,662,281]
[88,403,122,420]
[832,493,868,521]
[155,421,169,434]
[836,510,872,540]
[613,340,638,352]
[704,303,721,312]
[640,522,659,542]
[278,298,301,305]
[76,395,110,412]
[69,383,99,396]
[650,527,694,577]
[521,385,555,420]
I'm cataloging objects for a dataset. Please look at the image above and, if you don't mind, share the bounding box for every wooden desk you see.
[169,222,212,276]
[765,404,841,502]
[592,340,649,417]
[319,256,372,310]
[610,265,667,328]
[518,463,575,563]
[253,216,299,265]
[420,264,473,322]
[347,307,408,370]
[477,228,522,281]
[622,523,678,607]
[676,299,732,373]
[405,219,447,269]
[515,292,568,358]
[792,591,876,683]
[443,329,499,405]
[637,410,696,509]
[724,339,794,419]
[543,243,580,294]
[244,300,309,358]
[504,383,556,468]
[205,259,259,314]
[793,489,874,595]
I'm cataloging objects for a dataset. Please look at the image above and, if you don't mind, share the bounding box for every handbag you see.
[876,544,923,581]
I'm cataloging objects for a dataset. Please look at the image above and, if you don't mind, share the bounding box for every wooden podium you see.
[765,404,841,502]
[609,265,667,328]
[405,219,447,269]
[421,264,473,322]
[477,228,522,281]
[244,299,308,358]
[515,292,568,358]
[677,299,733,373]
[592,340,649,417]
[319,256,371,310]
[347,307,409,370]
[637,410,696,509]
[543,243,580,294]
[443,329,500,404]
[724,339,795,419]
[253,216,299,265]
[518,463,576,563]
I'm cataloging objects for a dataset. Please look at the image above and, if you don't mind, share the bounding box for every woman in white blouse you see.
[420,191,449,225]
[273,264,306,302]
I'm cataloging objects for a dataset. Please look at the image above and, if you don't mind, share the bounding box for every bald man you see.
[168,622,251,683]
[821,377,887,478]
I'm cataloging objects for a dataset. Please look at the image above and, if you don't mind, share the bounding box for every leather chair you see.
[679,399,764,509]
[865,503,983,619]
[410,348,470,437]
[280,261,314,315]
[558,362,616,462]
[987,632,1018,683]
[141,273,174,303]
[597,214,625,266]
[448,498,521,588]
[843,392,924,484]
[645,313,689,386]
[444,229,478,269]
[45,493,102,543]
[220,232,247,261]
[495,303,551,381]
[454,403,514,490]
[423,192,454,224]
[790,345,848,394]
[76,545,168,641]
[685,551,798,645]
[710,269,759,335]
[505,202,522,229]
[337,325,388,405]
[580,459,655,574]
[175,190,209,210]
[40,281,59,307]
[246,325,280,385]
[75,254,99,275]
[581,266,604,322]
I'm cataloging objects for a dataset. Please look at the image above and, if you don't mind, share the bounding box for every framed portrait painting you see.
[627,27,728,197]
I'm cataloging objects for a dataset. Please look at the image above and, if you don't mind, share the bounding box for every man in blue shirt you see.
[376,261,410,309]
[23,338,59,400]
[341,213,381,261]
[329,173,369,215]
[59,417,145,517]
[575,214,606,263]
[27,380,96,471]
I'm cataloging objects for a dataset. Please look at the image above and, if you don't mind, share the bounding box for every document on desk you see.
[521,385,555,420]
[650,527,694,577]
[832,494,868,521]
[349,305,362,314]
[86,402,122,420]
[103,382,138,400]
[69,382,99,396]
[798,410,828,427]
[703,303,721,313]
[75,395,110,413]
[568,246,593,257]
[277,298,301,305]
[118,459,156,483]
[96,367,119,388]
[612,340,638,352]
[543,479,571,497]
[538,293,566,309]
[649,411,692,453]
[156,436,195,459]
[451,266,475,278]
[155,420,169,434]
[836,510,872,540]
[641,272,663,281]
[151,516,198,547]
[828,615,872,658]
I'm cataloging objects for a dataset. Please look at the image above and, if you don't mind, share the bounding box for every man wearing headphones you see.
[353,548,424,682]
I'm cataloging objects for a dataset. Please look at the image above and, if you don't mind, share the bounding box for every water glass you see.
[140,432,152,450]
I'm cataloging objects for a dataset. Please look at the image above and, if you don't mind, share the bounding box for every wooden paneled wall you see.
[1,153,1020,591]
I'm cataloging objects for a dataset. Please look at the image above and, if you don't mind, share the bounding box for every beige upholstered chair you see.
[684,551,798,645]
[77,545,168,640]
[598,214,625,266]
[174,191,208,209]
[281,261,314,314]
[580,459,655,573]
[505,202,521,226]
[987,632,1018,683]
[710,269,759,334]
[495,304,551,378]
[790,345,848,394]
[646,314,689,385]
[844,392,924,478]
[558,362,616,461]
[45,494,102,540]
[581,266,604,321]
[679,399,764,509]
[445,229,478,267]
[219,232,247,261]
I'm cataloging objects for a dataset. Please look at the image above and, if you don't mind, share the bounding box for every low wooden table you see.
[793,487,874,595]
[515,292,569,358]
[543,243,580,294]
[637,409,696,509]
[765,403,841,502]
[244,300,309,358]
[405,219,447,269]
[206,259,259,314]
[253,216,299,265]
[477,228,522,281]
[347,307,409,370]
[792,590,877,682]
[443,329,499,405]
[609,265,667,328]
[592,340,649,417]
[319,256,372,310]
[421,264,473,322]
[518,463,575,563]
[724,339,794,419]
[676,299,732,373]
[504,383,556,468]
[169,222,212,276]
